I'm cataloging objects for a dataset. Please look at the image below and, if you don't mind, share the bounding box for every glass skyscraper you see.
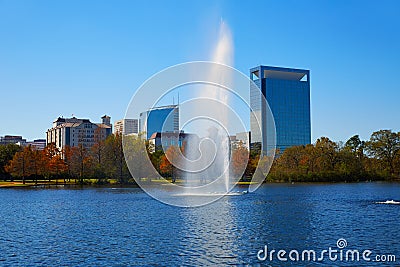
[139,105,179,139]
[250,65,311,152]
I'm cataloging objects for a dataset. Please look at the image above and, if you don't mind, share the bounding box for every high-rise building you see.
[139,105,179,139]
[114,119,139,135]
[46,115,112,151]
[250,65,311,152]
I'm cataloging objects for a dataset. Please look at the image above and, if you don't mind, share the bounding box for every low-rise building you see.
[148,132,197,153]
[0,136,47,150]
[0,135,27,146]
[26,139,46,150]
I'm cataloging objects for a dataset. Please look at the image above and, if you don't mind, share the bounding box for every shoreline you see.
[0,181,140,189]
[1,180,399,189]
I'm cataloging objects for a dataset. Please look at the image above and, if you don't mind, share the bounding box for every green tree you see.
[345,135,363,154]
[104,133,132,183]
[303,144,319,173]
[366,130,400,175]
[315,137,339,171]
[148,146,164,175]
[342,135,365,174]
[0,144,21,180]
[275,145,306,174]
[123,134,155,182]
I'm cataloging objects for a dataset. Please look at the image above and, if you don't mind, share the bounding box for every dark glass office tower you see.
[250,65,311,153]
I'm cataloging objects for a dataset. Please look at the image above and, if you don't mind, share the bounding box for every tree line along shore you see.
[0,129,399,188]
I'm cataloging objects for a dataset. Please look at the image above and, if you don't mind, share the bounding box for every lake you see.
[0,183,399,266]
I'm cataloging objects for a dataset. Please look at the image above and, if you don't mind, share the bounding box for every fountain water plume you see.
[210,20,234,193]
[212,20,234,67]
[182,20,235,194]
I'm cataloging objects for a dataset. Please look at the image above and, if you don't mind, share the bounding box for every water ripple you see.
[0,184,399,266]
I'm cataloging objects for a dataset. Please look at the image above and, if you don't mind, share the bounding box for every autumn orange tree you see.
[91,127,106,178]
[62,145,74,180]
[68,144,91,183]
[5,146,29,183]
[160,145,182,182]
[159,155,172,178]
[42,143,67,181]
[5,145,43,184]
[231,142,249,180]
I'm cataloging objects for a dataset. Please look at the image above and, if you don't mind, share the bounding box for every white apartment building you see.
[46,115,112,151]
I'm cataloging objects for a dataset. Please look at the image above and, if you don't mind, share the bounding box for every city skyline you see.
[1,1,399,142]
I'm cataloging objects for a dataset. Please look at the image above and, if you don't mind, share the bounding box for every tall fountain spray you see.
[182,20,234,194]
[211,20,234,192]
[212,20,234,67]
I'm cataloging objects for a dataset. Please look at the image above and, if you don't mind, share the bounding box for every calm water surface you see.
[0,183,399,266]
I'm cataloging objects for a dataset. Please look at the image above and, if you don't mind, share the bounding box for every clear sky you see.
[1,0,399,142]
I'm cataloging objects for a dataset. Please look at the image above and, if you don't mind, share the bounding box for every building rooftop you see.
[251,65,309,81]
[147,105,178,111]
[51,116,112,129]
[96,123,112,129]
[1,135,24,140]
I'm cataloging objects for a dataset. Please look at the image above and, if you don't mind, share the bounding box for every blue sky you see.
[0,0,399,142]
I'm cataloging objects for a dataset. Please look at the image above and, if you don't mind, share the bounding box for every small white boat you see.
[376,200,400,205]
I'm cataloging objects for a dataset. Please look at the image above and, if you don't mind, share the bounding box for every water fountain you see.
[175,20,247,196]
[124,19,266,207]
